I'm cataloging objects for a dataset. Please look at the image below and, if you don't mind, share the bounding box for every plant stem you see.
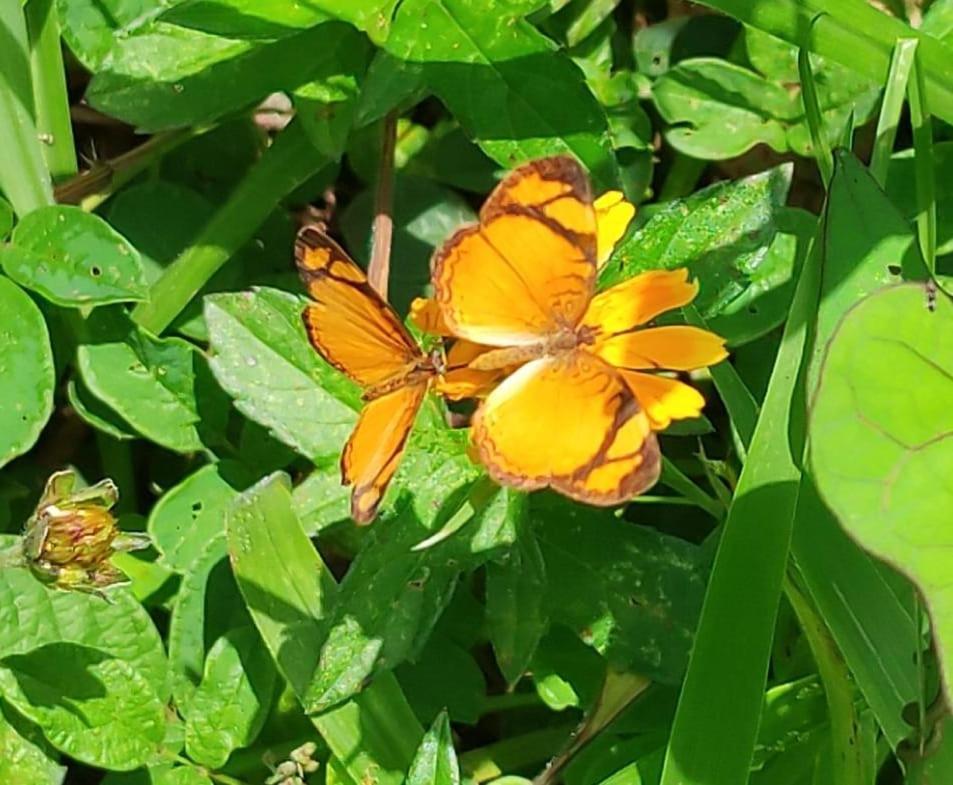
[24,0,76,181]
[659,457,724,520]
[132,120,329,335]
[368,110,398,299]
[0,0,53,217]
[55,127,201,210]
[459,725,574,783]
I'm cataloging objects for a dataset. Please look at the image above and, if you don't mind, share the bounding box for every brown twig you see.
[367,110,398,299]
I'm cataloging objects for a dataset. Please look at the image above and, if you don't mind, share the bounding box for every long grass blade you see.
[906,47,936,274]
[870,38,918,186]
[797,37,834,185]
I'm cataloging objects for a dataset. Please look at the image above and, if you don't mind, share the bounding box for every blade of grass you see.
[0,0,53,216]
[659,211,824,785]
[24,0,76,181]
[660,457,725,521]
[798,35,834,186]
[460,726,574,783]
[870,38,918,186]
[695,0,953,128]
[907,47,936,274]
[132,120,329,334]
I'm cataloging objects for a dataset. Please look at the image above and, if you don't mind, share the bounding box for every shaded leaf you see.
[66,377,137,441]
[184,626,277,768]
[2,206,147,306]
[0,643,165,771]
[0,702,64,785]
[397,634,486,725]
[0,277,54,468]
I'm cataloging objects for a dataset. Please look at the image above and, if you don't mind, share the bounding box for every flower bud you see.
[22,470,149,593]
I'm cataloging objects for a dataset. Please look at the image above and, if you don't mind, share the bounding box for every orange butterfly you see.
[431,156,726,505]
[295,227,438,524]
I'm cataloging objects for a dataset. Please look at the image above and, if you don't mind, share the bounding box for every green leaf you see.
[922,0,953,43]
[385,0,617,188]
[184,626,277,768]
[651,57,878,160]
[158,0,329,38]
[339,175,476,314]
[0,568,169,698]
[810,283,953,702]
[486,516,548,686]
[1,206,148,306]
[66,377,137,441]
[0,277,54,468]
[0,643,165,771]
[0,197,13,240]
[600,164,806,346]
[406,712,460,785]
[226,473,423,785]
[0,702,64,785]
[292,465,351,534]
[77,307,229,453]
[534,495,704,684]
[86,22,368,132]
[205,287,359,462]
[397,634,486,725]
[530,626,605,711]
[57,0,163,69]
[148,461,255,573]
[356,49,428,127]
[887,141,953,256]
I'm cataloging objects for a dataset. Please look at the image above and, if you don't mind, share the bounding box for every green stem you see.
[95,433,136,515]
[785,573,871,785]
[55,127,202,210]
[659,457,724,520]
[24,0,76,181]
[132,120,329,335]
[0,0,53,217]
[907,47,936,275]
[459,725,574,783]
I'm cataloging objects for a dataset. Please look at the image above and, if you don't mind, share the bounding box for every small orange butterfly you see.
[294,227,438,524]
[430,156,664,505]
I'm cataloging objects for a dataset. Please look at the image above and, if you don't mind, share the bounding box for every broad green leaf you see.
[810,283,953,701]
[486,514,548,686]
[0,643,165,771]
[385,0,617,188]
[66,377,137,441]
[292,465,351,534]
[600,164,807,346]
[2,206,148,306]
[0,703,64,785]
[397,634,486,726]
[0,277,54,468]
[406,712,460,785]
[0,568,168,698]
[148,461,255,572]
[78,307,229,453]
[534,495,704,684]
[226,473,423,785]
[356,50,428,127]
[339,175,476,314]
[652,57,878,160]
[86,22,367,131]
[159,0,328,38]
[184,626,277,768]
[57,0,164,69]
[204,287,359,462]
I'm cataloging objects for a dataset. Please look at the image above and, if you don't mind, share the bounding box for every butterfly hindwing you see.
[296,227,422,388]
[432,156,598,347]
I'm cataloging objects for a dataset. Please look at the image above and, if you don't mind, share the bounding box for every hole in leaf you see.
[191,501,203,518]
[90,265,102,277]
[887,264,901,276]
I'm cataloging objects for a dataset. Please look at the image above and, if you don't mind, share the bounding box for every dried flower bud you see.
[22,470,149,594]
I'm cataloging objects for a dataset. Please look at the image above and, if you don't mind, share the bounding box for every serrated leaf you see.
[77,307,229,453]
[534,495,705,684]
[86,21,367,131]
[406,712,460,785]
[486,514,548,686]
[601,164,806,345]
[0,702,64,785]
[148,461,255,573]
[184,626,277,768]
[0,643,165,771]
[810,283,953,702]
[385,0,617,187]
[0,277,55,468]
[0,567,168,699]
[1,206,148,306]
[205,287,359,462]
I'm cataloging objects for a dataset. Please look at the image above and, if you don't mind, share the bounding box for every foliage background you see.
[1,1,952,784]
